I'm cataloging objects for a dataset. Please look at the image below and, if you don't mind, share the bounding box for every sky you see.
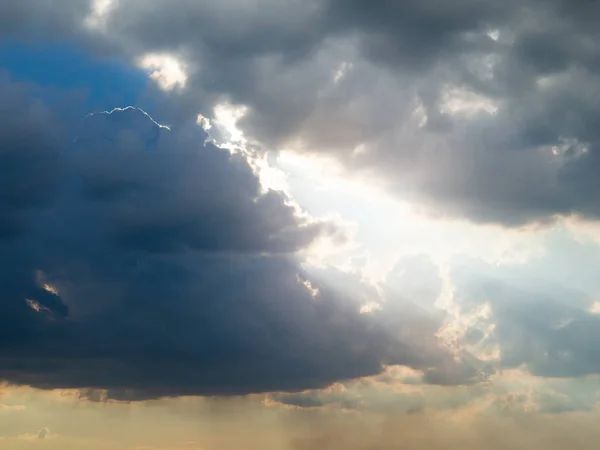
[2,0,600,449]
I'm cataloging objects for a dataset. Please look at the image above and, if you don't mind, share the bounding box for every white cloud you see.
[137,53,188,91]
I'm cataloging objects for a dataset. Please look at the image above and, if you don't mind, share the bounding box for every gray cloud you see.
[0,0,91,41]
[63,0,600,226]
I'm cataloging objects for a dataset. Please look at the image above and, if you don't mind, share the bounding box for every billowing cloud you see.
[0,74,475,400]
[446,230,600,378]
[268,231,600,414]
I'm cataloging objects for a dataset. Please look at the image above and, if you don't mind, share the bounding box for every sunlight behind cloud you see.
[213,102,249,144]
[274,150,548,280]
[137,53,187,91]
[440,85,499,117]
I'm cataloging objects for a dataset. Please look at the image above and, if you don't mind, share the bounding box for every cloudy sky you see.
[2,0,600,448]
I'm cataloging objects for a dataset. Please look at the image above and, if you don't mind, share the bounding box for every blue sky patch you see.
[0,39,149,112]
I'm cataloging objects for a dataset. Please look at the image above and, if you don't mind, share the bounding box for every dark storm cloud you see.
[70,107,330,254]
[0,75,471,399]
[68,0,600,226]
[0,71,68,238]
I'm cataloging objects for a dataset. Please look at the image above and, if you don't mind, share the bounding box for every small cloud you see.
[590,301,600,315]
[17,427,56,441]
[137,53,188,91]
[0,404,25,412]
[37,428,49,440]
